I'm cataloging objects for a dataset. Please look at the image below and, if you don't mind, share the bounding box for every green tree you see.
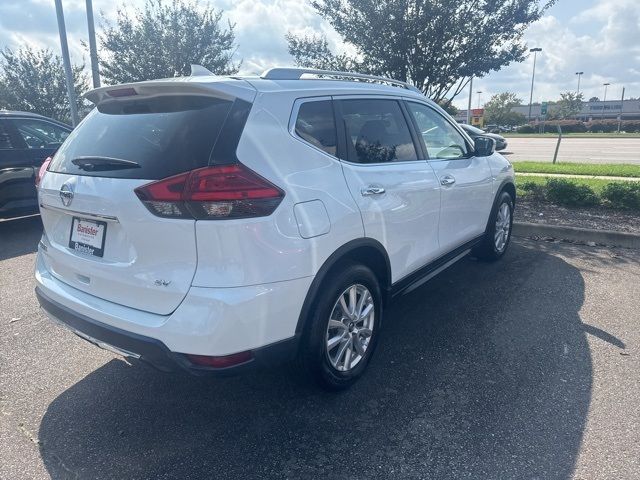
[287,0,555,102]
[286,33,359,71]
[437,99,459,117]
[0,47,88,124]
[483,92,526,126]
[549,91,583,119]
[97,0,240,84]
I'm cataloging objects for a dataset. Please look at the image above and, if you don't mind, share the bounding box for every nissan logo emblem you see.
[60,183,74,207]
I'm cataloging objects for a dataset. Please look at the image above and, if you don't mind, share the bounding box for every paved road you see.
[2,216,640,479]
[504,137,640,164]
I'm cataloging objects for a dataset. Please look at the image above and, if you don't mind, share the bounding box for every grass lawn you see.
[513,162,640,178]
[516,175,615,195]
[503,132,640,138]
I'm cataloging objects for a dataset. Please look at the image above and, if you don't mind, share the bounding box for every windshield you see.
[463,124,485,134]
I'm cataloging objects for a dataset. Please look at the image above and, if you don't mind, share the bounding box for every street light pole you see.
[528,47,542,122]
[617,87,625,133]
[85,0,100,88]
[54,0,79,126]
[602,82,610,119]
[466,76,473,124]
[575,71,584,95]
[476,91,482,110]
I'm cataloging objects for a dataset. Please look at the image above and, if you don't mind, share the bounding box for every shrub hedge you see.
[516,124,536,133]
[545,179,599,207]
[601,183,640,210]
[516,119,640,133]
[586,119,640,133]
[518,178,640,210]
[541,120,587,133]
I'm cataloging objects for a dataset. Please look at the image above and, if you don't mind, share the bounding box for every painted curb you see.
[512,222,640,249]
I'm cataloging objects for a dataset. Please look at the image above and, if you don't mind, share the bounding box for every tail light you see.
[35,157,52,187]
[134,164,284,220]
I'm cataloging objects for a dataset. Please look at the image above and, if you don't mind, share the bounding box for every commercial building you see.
[455,99,640,124]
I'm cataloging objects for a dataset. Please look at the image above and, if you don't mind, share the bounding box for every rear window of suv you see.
[48,95,235,179]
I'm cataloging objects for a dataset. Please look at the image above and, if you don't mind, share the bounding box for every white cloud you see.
[1,0,638,105]
[457,0,640,108]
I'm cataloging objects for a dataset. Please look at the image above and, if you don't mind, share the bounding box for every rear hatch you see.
[38,80,255,315]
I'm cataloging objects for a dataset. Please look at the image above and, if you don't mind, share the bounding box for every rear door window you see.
[294,100,337,156]
[0,122,15,150]
[48,96,235,179]
[336,99,418,164]
[12,119,70,149]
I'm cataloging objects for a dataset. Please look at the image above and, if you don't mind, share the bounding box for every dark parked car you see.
[0,111,72,218]
[460,124,508,151]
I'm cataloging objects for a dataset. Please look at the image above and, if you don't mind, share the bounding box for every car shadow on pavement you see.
[0,215,42,261]
[39,242,597,479]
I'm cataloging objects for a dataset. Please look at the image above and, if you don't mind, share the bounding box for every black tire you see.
[295,262,382,391]
[473,191,514,261]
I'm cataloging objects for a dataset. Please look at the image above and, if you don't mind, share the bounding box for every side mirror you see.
[474,136,496,157]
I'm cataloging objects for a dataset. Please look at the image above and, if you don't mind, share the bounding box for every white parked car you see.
[35,67,515,390]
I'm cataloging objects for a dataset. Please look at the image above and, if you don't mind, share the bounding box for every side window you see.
[0,123,14,150]
[294,100,337,156]
[407,102,469,160]
[338,99,417,164]
[11,119,70,150]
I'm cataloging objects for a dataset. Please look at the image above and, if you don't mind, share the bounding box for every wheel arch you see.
[481,178,516,236]
[501,180,516,205]
[295,238,391,335]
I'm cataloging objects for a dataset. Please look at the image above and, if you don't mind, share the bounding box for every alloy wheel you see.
[325,284,375,372]
[494,202,511,253]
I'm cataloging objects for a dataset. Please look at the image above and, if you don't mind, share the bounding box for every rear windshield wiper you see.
[71,156,141,171]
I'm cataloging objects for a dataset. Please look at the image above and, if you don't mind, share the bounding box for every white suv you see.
[35,67,515,390]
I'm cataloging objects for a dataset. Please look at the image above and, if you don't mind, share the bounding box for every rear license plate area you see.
[68,217,107,257]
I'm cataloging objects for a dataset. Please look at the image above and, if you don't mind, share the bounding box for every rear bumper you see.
[36,286,300,374]
[34,249,311,374]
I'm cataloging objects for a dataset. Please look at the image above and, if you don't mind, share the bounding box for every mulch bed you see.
[514,198,640,235]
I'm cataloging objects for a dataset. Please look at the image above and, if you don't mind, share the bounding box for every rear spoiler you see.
[84,76,256,106]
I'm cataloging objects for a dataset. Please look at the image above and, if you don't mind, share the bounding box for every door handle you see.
[361,185,386,196]
[440,175,456,186]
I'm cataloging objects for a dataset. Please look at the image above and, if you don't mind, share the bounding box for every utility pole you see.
[86,0,100,88]
[617,87,625,133]
[575,71,584,95]
[528,47,542,122]
[54,0,79,126]
[466,77,473,124]
[602,82,610,119]
[476,91,482,110]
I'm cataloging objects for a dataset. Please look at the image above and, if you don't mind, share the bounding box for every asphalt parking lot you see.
[1,215,639,479]
[504,137,640,164]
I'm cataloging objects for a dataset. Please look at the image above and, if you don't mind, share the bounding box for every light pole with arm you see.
[528,47,542,121]
[575,71,584,95]
[602,83,610,118]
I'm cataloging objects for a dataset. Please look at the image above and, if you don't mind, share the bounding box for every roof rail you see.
[260,67,422,94]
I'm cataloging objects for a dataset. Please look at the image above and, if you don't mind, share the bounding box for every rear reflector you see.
[186,351,254,368]
[35,157,52,187]
[134,164,284,220]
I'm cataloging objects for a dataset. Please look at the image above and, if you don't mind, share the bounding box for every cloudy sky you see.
[1,0,638,108]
